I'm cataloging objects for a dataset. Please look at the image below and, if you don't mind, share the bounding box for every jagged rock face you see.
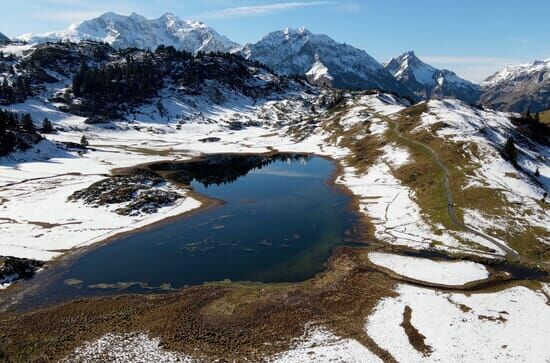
[384,51,481,103]
[17,12,240,54]
[0,32,10,45]
[480,59,550,113]
[242,28,407,95]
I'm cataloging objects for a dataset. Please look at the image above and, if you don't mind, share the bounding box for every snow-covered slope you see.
[481,58,550,112]
[384,51,481,103]
[17,12,240,54]
[305,54,333,87]
[242,28,407,95]
[0,32,10,45]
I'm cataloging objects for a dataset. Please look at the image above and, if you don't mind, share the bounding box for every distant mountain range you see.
[12,12,550,112]
[241,27,406,96]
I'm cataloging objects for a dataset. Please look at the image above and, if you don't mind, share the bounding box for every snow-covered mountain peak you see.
[384,51,480,102]
[242,28,405,94]
[481,58,550,87]
[385,51,438,86]
[17,12,241,54]
[282,27,310,38]
[480,58,550,112]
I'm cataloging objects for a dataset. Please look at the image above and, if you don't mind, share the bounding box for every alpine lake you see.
[20,153,362,308]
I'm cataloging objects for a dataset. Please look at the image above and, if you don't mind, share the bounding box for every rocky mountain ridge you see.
[8,11,550,112]
[384,51,482,103]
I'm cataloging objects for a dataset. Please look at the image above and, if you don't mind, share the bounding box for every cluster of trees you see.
[0,109,42,156]
[0,76,32,105]
[154,45,193,61]
[72,56,162,103]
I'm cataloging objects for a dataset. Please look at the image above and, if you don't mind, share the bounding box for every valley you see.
[0,11,549,362]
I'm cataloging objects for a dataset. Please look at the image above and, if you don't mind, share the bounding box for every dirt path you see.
[387,120,521,261]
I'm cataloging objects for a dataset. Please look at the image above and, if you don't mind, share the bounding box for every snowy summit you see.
[480,58,550,112]
[384,51,481,103]
[17,12,241,54]
[242,27,406,95]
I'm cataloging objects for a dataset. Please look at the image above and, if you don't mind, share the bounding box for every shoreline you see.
[2,150,549,312]
[0,151,364,311]
[1,153,548,362]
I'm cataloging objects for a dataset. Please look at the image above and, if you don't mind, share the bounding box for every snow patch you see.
[366,284,550,362]
[272,325,382,363]
[368,252,489,285]
[62,332,196,362]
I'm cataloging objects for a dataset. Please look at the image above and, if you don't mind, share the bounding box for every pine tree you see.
[503,137,517,163]
[42,117,53,133]
[534,112,540,123]
[21,114,35,132]
[80,135,89,148]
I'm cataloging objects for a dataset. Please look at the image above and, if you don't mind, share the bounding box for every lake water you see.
[29,154,360,305]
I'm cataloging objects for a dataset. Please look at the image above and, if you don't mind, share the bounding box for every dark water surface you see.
[29,154,359,306]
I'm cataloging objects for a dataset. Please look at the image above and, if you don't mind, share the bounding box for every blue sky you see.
[1,0,549,82]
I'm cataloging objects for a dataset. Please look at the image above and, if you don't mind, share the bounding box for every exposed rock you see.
[0,257,43,287]
[68,169,181,216]
[199,137,221,143]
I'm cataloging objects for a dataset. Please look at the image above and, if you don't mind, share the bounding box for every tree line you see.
[72,56,162,102]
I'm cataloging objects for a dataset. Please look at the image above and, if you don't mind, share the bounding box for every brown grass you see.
[539,109,550,124]
[0,248,398,362]
[400,305,433,357]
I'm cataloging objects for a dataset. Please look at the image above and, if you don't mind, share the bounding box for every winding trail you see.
[387,120,521,261]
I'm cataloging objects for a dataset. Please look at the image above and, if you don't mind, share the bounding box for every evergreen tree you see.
[0,110,41,156]
[503,137,517,163]
[80,135,89,148]
[42,117,53,133]
[534,112,540,123]
[21,114,35,132]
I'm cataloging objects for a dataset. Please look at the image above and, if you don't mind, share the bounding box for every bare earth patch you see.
[400,305,433,357]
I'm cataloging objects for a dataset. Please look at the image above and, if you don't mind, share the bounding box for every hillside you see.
[0,41,315,124]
